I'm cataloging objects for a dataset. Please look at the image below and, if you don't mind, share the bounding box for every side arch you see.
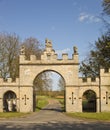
[3,90,17,112]
[82,89,97,112]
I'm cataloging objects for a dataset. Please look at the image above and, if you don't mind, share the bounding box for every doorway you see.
[82,90,96,112]
[3,91,17,112]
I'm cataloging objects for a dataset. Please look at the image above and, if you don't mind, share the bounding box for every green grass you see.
[0,112,29,118]
[66,112,110,121]
[36,96,49,111]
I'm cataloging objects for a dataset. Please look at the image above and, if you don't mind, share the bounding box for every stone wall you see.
[100,69,110,112]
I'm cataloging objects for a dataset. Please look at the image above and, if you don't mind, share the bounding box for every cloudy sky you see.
[0,0,107,61]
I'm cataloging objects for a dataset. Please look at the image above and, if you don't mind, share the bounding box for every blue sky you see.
[0,0,108,90]
[0,0,106,62]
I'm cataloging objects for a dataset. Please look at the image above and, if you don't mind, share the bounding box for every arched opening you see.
[33,70,66,112]
[82,90,96,112]
[3,90,17,112]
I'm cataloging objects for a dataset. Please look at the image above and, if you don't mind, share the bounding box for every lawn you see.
[36,95,49,111]
[66,112,110,121]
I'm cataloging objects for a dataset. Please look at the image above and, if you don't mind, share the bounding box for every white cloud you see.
[78,12,102,23]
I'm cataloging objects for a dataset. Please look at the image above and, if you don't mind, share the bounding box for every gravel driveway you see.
[0,99,110,130]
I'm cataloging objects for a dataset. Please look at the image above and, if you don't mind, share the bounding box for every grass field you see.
[36,96,49,111]
[66,112,110,121]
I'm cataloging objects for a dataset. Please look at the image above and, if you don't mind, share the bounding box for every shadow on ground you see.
[0,121,110,130]
[42,107,63,112]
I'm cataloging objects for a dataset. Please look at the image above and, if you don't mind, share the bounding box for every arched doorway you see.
[3,91,17,112]
[33,70,66,112]
[17,39,79,112]
[82,90,96,112]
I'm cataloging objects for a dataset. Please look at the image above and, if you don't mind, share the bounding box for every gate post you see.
[19,86,33,112]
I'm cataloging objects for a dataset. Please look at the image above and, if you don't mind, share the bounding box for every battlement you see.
[19,39,79,65]
[100,68,110,86]
[100,68,110,77]
[79,77,99,86]
[0,78,19,86]
[19,54,79,64]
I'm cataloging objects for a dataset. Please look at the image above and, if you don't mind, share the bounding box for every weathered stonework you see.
[0,39,110,113]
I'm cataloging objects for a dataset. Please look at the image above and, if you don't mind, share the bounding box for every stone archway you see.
[0,39,110,113]
[3,90,17,112]
[82,90,97,112]
[33,70,66,111]
[19,38,79,112]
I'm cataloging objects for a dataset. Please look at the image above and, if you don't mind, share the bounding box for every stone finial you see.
[20,45,25,55]
[73,46,78,54]
[45,38,52,48]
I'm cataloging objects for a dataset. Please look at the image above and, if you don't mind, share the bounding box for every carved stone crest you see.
[73,46,78,54]
[45,38,52,47]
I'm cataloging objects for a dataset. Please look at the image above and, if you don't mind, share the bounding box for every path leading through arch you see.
[0,99,110,130]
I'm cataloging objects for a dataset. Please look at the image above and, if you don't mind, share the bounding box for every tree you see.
[0,33,20,80]
[80,34,110,77]
[0,33,43,81]
[33,71,53,95]
[22,37,43,60]
[102,0,110,15]
[58,77,65,91]
[80,0,110,78]
[102,0,110,34]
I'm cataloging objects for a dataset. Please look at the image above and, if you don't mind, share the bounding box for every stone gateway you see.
[0,39,110,113]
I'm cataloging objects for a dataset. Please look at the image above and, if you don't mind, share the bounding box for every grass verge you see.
[0,112,30,118]
[66,112,110,121]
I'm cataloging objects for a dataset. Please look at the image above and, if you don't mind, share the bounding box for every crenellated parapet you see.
[100,68,110,77]
[0,78,19,86]
[19,38,79,65]
[100,68,110,86]
[79,68,110,87]
[79,77,99,86]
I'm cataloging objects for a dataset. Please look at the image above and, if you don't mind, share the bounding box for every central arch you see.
[33,70,66,111]
[18,39,79,112]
